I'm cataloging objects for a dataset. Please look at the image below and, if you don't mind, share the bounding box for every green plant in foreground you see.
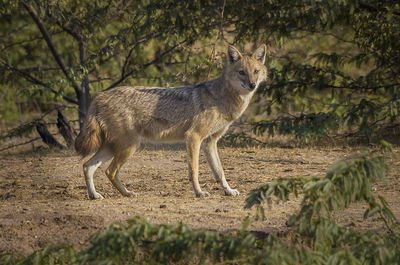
[246,148,396,228]
[246,142,400,263]
[1,144,399,264]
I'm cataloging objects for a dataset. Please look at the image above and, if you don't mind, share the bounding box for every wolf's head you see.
[225,44,267,94]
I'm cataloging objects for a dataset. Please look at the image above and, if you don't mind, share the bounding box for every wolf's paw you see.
[195,191,211,198]
[89,192,104,200]
[224,188,240,196]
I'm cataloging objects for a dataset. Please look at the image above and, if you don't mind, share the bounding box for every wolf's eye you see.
[254,69,259,74]
[238,70,246,75]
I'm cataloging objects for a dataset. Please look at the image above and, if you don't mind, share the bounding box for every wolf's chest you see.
[226,93,252,121]
[207,119,232,137]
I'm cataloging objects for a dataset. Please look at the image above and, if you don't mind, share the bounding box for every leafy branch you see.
[252,112,340,143]
[245,142,398,254]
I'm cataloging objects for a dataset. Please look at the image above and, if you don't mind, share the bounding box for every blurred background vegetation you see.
[1,0,399,147]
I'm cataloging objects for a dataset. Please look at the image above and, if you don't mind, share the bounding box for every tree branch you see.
[22,1,81,94]
[120,32,164,77]
[0,59,78,104]
[105,40,187,90]
[359,2,400,16]
[0,137,41,153]
[44,8,82,41]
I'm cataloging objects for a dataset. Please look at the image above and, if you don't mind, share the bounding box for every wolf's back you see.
[75,113,104,157]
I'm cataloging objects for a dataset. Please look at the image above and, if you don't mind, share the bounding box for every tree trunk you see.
[77,79,91,130]
[77,39,91,130]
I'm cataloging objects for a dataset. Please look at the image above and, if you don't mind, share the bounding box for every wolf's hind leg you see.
[105,143,138,197]
[83,146,113,199]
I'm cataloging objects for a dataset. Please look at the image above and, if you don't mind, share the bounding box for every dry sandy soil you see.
[0,145,399,256]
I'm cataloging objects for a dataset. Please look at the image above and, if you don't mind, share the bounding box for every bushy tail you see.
[75,115,103,157]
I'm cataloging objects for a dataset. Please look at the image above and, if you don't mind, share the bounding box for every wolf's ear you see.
[227,45,242,64]
[252,44,267,64]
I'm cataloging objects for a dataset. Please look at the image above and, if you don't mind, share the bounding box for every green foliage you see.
[245,143,400,261]
[253,112,340,143]
[0,243,76,265]
[0,0,226,126]
[246,148,395,225]
[0,120,39,140]
[245,175,314,220]
[247,0,400,141]
[78,217,259,264]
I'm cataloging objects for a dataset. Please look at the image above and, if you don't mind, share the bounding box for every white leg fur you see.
[202,138,240,196]
[83,147,113,199]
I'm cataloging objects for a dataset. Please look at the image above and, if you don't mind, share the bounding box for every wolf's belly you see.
[135,115,231,143]
[137,118,190,143]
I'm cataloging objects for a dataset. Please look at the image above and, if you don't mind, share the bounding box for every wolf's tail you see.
[75,115,104,157]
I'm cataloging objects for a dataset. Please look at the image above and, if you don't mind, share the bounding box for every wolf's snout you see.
[249,82,256,90]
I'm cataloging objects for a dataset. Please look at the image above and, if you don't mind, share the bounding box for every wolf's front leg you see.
[202,137,240,196]
[186,133,210,197]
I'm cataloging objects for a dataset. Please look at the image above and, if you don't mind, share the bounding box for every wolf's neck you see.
[210,76,254,121]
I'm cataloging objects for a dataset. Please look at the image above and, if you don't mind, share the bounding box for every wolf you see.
[75,44,268,199]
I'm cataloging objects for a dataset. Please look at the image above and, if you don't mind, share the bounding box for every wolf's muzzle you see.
[249,82,256,90]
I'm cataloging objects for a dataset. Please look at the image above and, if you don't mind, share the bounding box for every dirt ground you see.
[0,145,399,256]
